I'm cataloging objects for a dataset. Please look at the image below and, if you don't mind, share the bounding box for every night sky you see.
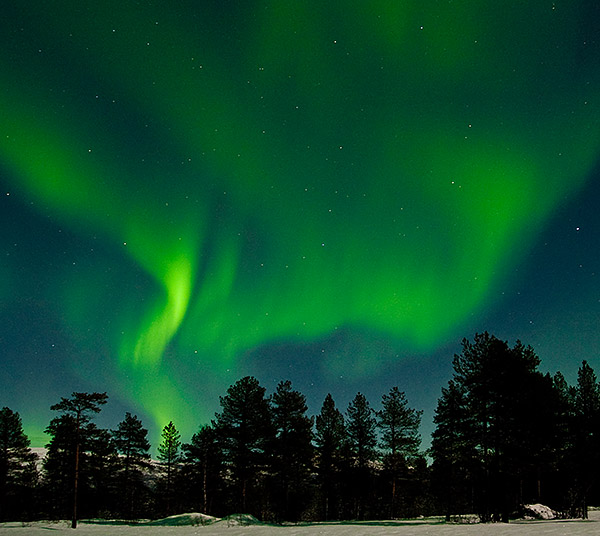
[1,1,599,447]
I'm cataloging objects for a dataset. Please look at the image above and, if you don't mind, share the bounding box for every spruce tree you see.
[85,427,118,517]
[270,380,314,521]
[346,392,377,519]
[347,393,377,470]
[43,415,78,518]
[430,380,477,519]
[572,361,600,518]
[112,413,151,518]
[548,372,577,513]
[314,394,346,520]
[377,387,422,518]
[0,407,37,520]
[157,421,181,516]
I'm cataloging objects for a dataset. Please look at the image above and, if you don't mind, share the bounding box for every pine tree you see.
[377,387,422,518]
[547,372,577,513]
[441,333,559,522]
[270,380,314,521]
[182,424,222,515]
[456,334,519,520]
[572,361,600,518]
[346,392,377,519]
[85,427,118,517]
[0,407,37,520]
[157,421,181,516]
[314,394,346,520]
[112,413,151,518]
[430,379,477,519]
[47,392,108,528]
[44,415,113,521]
[516,371,564,509]
[213,376,273,516]
[43,415,78,518]
[347,393,377,469]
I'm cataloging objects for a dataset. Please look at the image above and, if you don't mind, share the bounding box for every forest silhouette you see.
[1,333,598,524]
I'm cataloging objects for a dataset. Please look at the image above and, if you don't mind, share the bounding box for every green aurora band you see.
[1,1,599,437]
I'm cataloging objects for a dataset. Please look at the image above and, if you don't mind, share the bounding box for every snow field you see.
[1,511,599,536]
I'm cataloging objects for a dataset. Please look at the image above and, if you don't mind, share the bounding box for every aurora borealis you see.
[1,1,599,445]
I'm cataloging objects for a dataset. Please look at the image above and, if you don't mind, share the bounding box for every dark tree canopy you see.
[378,387,421,457]
[270,380,314,521]
[346,392,377,519]
[432,333,565,522]
[378,387,422,518]
[213,376,274,513]
[50,392,108,424]
[5,334,600,524]
[346,393,377,469]
[0,407,37,521]
[113,413,151,460]
[45,392,108,527]
[571,361,600,518]
[315,394,346,454]
[182,424,222,515]
[430,379,476,520]
[314,393,346,521]
[112,413,151,518]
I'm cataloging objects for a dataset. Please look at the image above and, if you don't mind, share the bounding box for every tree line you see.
[1,332,600,523]
[431,332,600,522]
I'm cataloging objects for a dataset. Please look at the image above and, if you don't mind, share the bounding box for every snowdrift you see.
[148,512,262,527]
[149,513,219,526]
[215,513,263,526]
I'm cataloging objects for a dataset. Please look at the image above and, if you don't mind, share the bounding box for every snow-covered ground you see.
[2,511,600,536]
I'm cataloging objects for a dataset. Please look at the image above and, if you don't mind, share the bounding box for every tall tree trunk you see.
[165,455,172,515]
[0,456,7,521]
[72,413,81,529]
[202,457,207,514]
